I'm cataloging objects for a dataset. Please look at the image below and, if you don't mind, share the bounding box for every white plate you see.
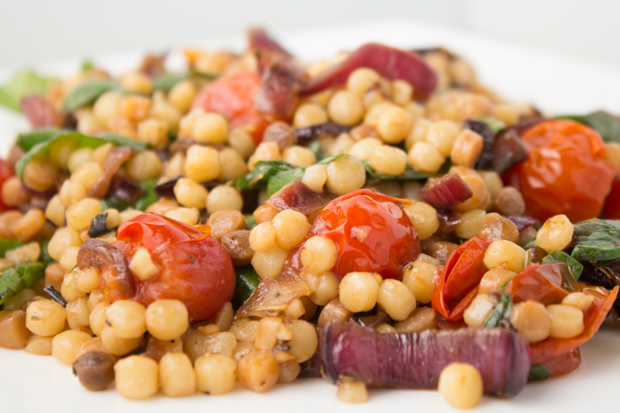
[1,18,620,413]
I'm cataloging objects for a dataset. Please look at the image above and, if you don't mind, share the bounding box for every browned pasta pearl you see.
[0,310,31,349]
[237,351,280,393]
[25,299,66,336]
[438,363,483,409]
[23,158,59,191]
[536,214,574,254]
[195,353,237,395]
[145,299,189,340]
[159,352,196,397]
[52,330,92,364]
[105,300,147,339]
[510,300,550,343]
[114,355,159,400]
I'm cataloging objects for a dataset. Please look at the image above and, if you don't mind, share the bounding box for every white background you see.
[1,0,620,72]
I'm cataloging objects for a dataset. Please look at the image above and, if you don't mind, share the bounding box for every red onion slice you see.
[295,122,351,145]
[268,179,335,215]
[88,146,132,199]
[20,95,64,129]
[420,171,473,211]
[321,323,530,398]
[300,43,437,100]
[248,28,293,58]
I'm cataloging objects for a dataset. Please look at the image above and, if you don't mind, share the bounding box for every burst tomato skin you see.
[0,160,14,212]
[115,213,235,320]
[307,189,420,280]
[191,72,271,145]
[504,120,616,222]
[604,178,620,219]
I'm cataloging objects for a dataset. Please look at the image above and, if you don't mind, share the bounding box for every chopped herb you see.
[528,364,552,382]
[234,161,295,191]
[0,239,26,258]
[40,238,55,264]
[266,168,304,197]
[245,215,257,230]
[134,180,158,211]
[15,130,148,179]
[483,294,513,328]
[61,79,120,111]
[363,160,435,181]
[542,250,583,280]
[559,111,620,144]
[0,261,46,305]
[232,265,260,309]
[153,71,219,91]
[522,240,536,249]
[571,219,620,263]
[307,140,328,162]
[0,70,58,112]
[81,60,95,73]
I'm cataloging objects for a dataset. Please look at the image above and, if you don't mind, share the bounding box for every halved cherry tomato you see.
[114,213,235,320]
[306,189,420,280]
[431,237,491,321]
[0,160,14,213]
[504,120,616,222]
[509,263,569,306]
[530,285,618,364]
[191,72,271,144]
[541,348,582,378]
[604,178,620,219]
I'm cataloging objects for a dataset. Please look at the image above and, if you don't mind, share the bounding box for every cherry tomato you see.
[504,120,616,222]
[115,213,235,320]
[540,348,581,379]
[0,160,14,213]
[604,178,620,219]
[306,189,420,280]
[191,72,271,145]
[509,263,568,306]
[431,237,491,321]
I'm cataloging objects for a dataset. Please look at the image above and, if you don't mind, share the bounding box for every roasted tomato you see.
[191,72,271,144]
[604,178,620,219]
[114,213,235,320]
[0,160,14,212]
[306,189,420,280]
[504,120,616,222]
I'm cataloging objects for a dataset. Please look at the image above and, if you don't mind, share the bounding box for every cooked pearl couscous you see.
[0,27,619,411]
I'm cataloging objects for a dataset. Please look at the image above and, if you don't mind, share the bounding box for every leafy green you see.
[528,364,552,382]
[0,261,46,305]
[522,240,536,249]
[542,250,583,280]
[483,294,513,328]
[17,129,72,151]
[234,161,295,191]
[245,215,257,231]
[15,130,148,179]
[0,239,26,258]
[40,238,55,264]
[81,60,95,73]
[307,140,328,162]
[267,168,304,197]
[560,111,620,143]
[61,79,120,111]
[0,70,58,112]
[363,161,434,181]
[100,197,128,212]
[134,180,158,211]
[571,219,620,263]
[232,265,260,309]
[153,71,219,91]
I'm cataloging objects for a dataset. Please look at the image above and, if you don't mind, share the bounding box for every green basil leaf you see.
[232,265,260,309]
[16,129,73,151]
[317,154,345,165]
[522,240,536,249]
[267,168,305,197]
[571,219,620,263]
[245,215,257,231]
[0,261,46,305]
[153,73,189,91]
[0,239,26,258]
[40,238,55,264]
[542,250,583,280]
[560,111,620,143]
[0,70,59,112]
[234,161,295,191]
[528,364,552,382]
[134,180,158,211]
[15,131,148,179]
[61,79,120,111]
[483,294,513,328]
[307,140,328,162]
[81,60,95,73]
[363,161,435,181]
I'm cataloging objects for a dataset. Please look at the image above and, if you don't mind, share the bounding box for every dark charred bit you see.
[437,210,462,234]
[107,176,145,204]
[464,120,494,170]
[154,178,179,199]
[43,285,67,307]
[491,129,529,175]
[263,121,297,151]
[526,247,548,265]
[295,122,351,145]
[88,213,110,238]
[508,215,541,232]
[72,351,115,391]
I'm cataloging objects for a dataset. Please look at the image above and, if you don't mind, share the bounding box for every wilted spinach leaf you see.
[0,239,26,258]
[571,219,620,263]
[0,70,58,112]
[232,265,260,309]
[0,261,46,305]
[542,250,583,280]
[267,168,305,197]
[61,79,120,111]
[528,364,552,382]
[560,111,620,143]
[234,161,295,191]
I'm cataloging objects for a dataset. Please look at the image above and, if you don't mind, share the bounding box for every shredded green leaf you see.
[542,250,583,280]
[528,364,552,382]
[61,79,120,111]
[245,215,257,231]
[0,239,27,258]
[234,161,295,191]
[232,265,260,309]
[267,169,304,197]
[571,219,620,263]
[134,180,158,211]
[363,161,435,181]
[0,261,46,305]
[560,111,620,144]
[483,294,513,328]
[0,70,58,112]
[15,130,148,179]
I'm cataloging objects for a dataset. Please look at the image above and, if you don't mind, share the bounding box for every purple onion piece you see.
[268,179,335,215]
[507,215,541,232]
[299,352,323,379]
[321,323,530,398]
[295,122,351,145]
[436,209,462,233]
[107,176,145,204]
[420,171,473,211]
[248,28,293,58]
[77,238,135,300]
[254,58,301,118]
[491,129,529,174]
[88,146,132,199]
[154,178,179,199]
[465,120,495,170]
